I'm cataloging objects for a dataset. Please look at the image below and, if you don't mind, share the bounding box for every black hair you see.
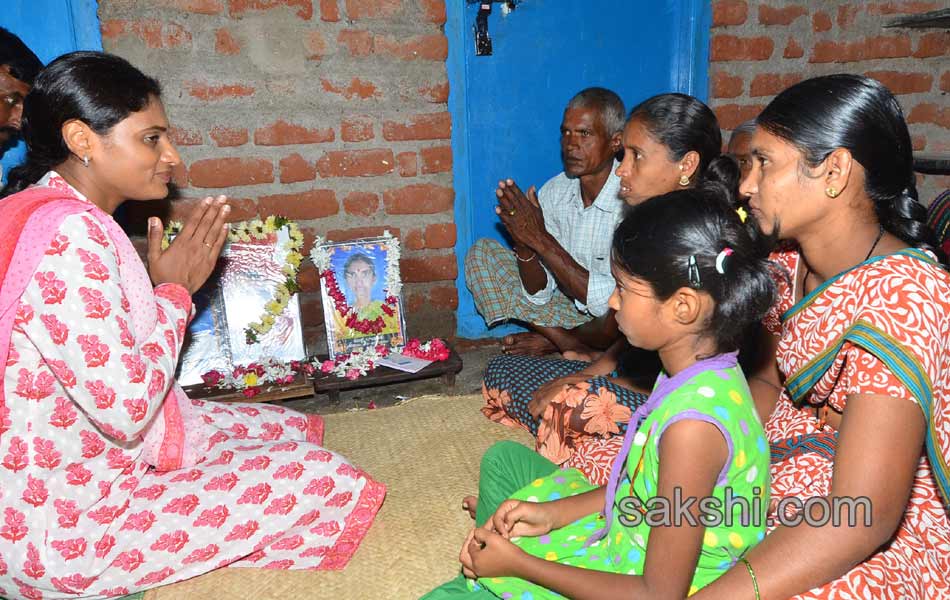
[344,253,376,277]
[0,28,42,85]
[1,51,161,197]
[611,176,777,355]
[756,74,942,261]
[627,93,732,195]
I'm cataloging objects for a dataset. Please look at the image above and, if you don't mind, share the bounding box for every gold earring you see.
[679,174,690,186]
[825,187,839,198]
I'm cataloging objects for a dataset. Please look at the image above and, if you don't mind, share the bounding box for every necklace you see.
[801,225,885,293]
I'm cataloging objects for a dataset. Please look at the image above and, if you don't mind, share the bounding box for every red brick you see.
[912,135,927,151]
[429,285,458,310]
[297,268,320,293]
[401,255,457,283]
[168,197,257,223]
[750,73,803,97]
[713,104,766,131]
[188,157,273,188]
[405,229,425,251]
[185,81,255,101]
[342,192,379,216]
[338,29,373,56]
[214,28,240,54]
[810,36,912,63]
[424,223,456,249]
[374,34,448,61]
[101,20,192,49]
[316,149,394,177]
[914,32,949,59]
[711,70,743,98]
[710,35,774,61]
[326,226,400,243]
[837,4,861,28]
[784,38,804,58]
[759,5,807,26]
[712,0,748,27]
[209,126,248,147]
[419,81,449,103]
[396,152,417,177]
[341,116,374,142]
[279,153,317,183]
[258,190,337,220]
[157,0,223,13]
[812,11,832,32]
[420,145,452,174]
[941,71,950,93]
[419,0,446,24]
[865,70,933,94]
[320,77,381,100]
[868,2,940,15]
[255,120,335,146]
[320,0,340,21]
[345,0,401,20]
[907,103,950,129]
[169,126,202,146]
[383,112,451,141]
[171,162,189,189]
[228,0,312,20]
[405,290,425,312]
[383,183,454,214]
[305,31,327,60]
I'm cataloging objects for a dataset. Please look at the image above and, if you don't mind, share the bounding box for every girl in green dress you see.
[426,162,777,599]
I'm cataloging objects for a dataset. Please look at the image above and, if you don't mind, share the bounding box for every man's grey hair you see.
[566,87,626,137]
[729,119,757,144]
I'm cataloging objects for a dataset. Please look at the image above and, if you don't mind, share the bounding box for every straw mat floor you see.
[141,393,532,600]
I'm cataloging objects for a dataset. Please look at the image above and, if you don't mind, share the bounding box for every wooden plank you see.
[179,347,463,404]
[311,349,463,394]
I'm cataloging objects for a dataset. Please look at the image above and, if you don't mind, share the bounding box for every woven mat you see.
[142,394,532,600]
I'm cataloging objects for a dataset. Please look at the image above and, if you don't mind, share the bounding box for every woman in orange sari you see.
[694,75,950,599]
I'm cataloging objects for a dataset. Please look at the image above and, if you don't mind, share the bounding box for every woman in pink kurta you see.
[0,52,384,600]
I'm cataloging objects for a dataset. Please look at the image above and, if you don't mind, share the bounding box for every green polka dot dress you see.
[470,364,770,599]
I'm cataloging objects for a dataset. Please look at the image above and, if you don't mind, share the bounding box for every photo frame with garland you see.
[311,233,407,356]
[169,216,307,385]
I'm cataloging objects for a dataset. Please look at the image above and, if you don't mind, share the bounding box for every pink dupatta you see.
[0,185,201,471]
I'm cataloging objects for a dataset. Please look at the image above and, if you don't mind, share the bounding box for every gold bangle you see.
[739,557,761,600]
[514,249,537,262]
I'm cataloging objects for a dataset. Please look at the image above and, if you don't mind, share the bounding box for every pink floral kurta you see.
[0,175,385,600]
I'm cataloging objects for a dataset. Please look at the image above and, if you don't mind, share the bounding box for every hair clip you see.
[687,255,702,288]
[715,247,734,275]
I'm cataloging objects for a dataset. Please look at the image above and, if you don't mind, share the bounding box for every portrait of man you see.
[323,239,405,354]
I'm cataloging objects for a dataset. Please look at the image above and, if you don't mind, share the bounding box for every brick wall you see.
[709,0,949,206]
[98,0,457,354]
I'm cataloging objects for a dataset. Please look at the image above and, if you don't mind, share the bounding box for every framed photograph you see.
[174,218,307,385]
[311,233,406,356]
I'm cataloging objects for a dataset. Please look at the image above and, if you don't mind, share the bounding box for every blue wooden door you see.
[448,0,711,338]
[0,0,102,181]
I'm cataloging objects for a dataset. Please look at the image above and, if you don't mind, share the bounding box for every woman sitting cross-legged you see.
[0,52,384,600]
[693,75,950,600]
[424,182,776,599]
[483,93,739,482]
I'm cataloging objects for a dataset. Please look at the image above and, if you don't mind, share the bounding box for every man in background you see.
[0,28,42,167]
[464,87,626,356]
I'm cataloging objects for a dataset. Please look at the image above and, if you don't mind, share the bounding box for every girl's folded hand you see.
[490,499,556,539]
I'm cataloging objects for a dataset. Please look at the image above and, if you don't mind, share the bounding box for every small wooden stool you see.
[311,347,463,403]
